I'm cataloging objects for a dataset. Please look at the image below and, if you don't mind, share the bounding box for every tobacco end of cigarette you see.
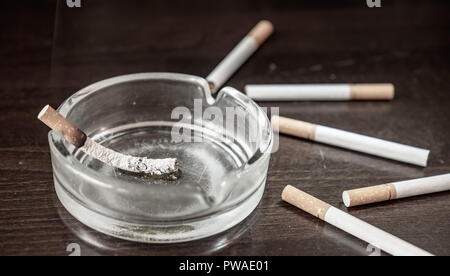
[271,115,317,140]
[282,185,331,220]
[243,85,249,95]
[350,84,395,100]
[421,150,430,167]
[343,183,397,207]
[248,20,274,45]
[208,81,217,93]
[38,105,87,147]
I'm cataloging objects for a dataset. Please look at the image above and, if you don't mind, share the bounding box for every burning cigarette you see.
[38,105,178,176]
[206,20,274,93]
[282,185,433,256]
[271,115,430,167]
[343,173,450,207]
[245,83,395,101]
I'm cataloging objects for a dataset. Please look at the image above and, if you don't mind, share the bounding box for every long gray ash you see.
[82,138,178,175]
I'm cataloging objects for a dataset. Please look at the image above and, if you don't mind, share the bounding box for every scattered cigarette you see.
[38,105,178,176]
[207,20,274,93]
[282,185,433,256]
[343,173,450,207]
[245,83,395,101]
[271,115,430,167]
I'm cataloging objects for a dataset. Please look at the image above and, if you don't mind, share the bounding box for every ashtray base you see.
[54,176,265,243]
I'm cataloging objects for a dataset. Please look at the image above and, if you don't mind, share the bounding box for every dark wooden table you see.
[1,0,449,256]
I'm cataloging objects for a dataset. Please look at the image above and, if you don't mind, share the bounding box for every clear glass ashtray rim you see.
[48,72,274,224]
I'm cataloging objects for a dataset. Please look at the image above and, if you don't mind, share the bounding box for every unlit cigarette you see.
[245,83,395,101]
[206,20,274,93]
[343,173,450,207]
[282,185,433,256]
[38,105,178,176]
[272,115,429,167]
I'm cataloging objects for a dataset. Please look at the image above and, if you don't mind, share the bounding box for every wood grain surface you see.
[0,0,449,256]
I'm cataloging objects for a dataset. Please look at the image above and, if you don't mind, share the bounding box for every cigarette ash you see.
[121,168,182,181]
[81,138,180,180]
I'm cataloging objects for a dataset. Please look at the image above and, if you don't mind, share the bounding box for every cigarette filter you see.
[207,20,274,93]
[245,83,395,101]
[38,105,87,147]
[282,185,433,256]
[343,173,450,207]
[272,115,430,167]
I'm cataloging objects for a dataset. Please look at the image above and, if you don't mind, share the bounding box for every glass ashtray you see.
[49,73,273,243]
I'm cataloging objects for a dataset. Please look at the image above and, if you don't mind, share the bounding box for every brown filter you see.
[343,183,398,207]
[349,84,395,100]
[37,105,87,147]
[271,115,317,140]
[282,185,331,220]
[247,20,274,45]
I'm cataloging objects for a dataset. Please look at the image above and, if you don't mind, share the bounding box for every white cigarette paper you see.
[207,20,274,93]
[272,115,430,167]
[245,83,395,101]
[282,185,433,256]
[343,173,450,207]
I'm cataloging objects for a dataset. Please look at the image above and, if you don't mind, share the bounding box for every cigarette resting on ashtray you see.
[37,105,178,176]
[282,185,433,256]
[207,20,274,93]
[343,173,450,207]
[271,115,430,167]
[245,83,395,101]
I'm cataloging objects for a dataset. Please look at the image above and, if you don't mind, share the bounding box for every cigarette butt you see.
[343,184,397,207]
[349,84,395,100]
[272,115,430,167]
[244,83,395,101]
[37,105,87,147]
[206,20,274,93]
[247,20,274,46]
[38,106,179,176]
[343,173,450,207]
[282,185,331,220]
[282,185,433,256]
[271,115,317,140]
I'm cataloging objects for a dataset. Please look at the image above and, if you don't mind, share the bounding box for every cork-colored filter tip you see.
[248,20,274,45]
[342,191,351,207]
[37,104,50,120]
[271,115,317,140]
[350,83,395,100]
[37,105,87,147]
[282,185,332,220]
[343,183,397,207]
